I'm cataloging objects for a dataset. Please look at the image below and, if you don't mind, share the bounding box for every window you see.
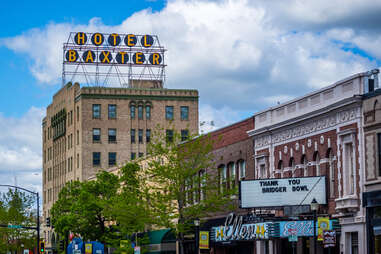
[130,105,136,119]
[93,128,101,142]
[138,129,143,143]
[77,153,79,168]
[346,232,358,254]
[131,152,136,160]
[166,106,174,120]
[218,165,227,193]
[131,129,136,143]
[166,129,174,142]
[108,152,116,166]
[259,163,267,179]
[314,152,320,176]
[289,157,295,177]
[238,160,246,179]
[181,129,189,141]
[378,133,381,176]
[108,104,116,119]
[77,106,79,121]
[181,106,189,120]
[92,104,101,119]
[139,152,144,158]
[77,130,79,145]
[277,160,283,177]
[344,142,354,195]
[146,105,151,119]
[301,155,308,176]
[108,129,116,143]
[228,162,236,188]
[93,152,100,166]
[200,170,206,201]
[138,105,143,119]
[146,129,151,143]
[328,149,335,198]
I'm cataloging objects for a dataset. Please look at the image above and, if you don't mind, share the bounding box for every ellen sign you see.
[239,176,326,208]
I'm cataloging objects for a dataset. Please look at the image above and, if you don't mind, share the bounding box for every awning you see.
[145,229,176,254]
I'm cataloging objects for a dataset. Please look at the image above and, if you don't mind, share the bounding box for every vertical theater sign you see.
[63,32,166,87]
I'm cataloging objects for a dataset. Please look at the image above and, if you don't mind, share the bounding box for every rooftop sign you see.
[62,32,166,87]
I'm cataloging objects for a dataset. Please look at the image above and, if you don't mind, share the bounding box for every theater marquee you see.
[239,176,326,208]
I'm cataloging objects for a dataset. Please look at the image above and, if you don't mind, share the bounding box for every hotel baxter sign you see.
[240,176,326,208]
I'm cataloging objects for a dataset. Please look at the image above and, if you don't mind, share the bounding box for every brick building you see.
[197,117,256,253]
[362,72,381,254]
[247,70,379,254]
[42,80,198,251]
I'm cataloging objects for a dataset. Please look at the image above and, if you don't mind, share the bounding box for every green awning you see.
[147,229,175,244]
[145,229,176,254]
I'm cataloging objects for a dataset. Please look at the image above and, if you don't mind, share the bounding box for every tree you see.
[145,128,237,254]
[111,163,151,253]
[51,165,151,252]
[51,171,120,248]
[0,189,36,252]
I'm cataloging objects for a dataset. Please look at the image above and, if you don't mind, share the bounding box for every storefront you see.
[364,190,381,254]
[204,212,340,254]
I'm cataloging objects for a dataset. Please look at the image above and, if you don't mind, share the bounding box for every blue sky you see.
[0,0,166,117]
[0,0,380,193]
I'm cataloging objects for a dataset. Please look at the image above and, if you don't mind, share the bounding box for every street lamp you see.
[311,198,319,254]
[0,185,40,252]
[194,219,200,254]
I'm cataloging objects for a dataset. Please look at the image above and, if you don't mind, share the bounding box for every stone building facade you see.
[362,77,381,254]
[247,70,379,254]
[42,81,198,251]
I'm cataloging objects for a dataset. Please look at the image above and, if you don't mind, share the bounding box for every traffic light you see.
[46,217,50,227]
[39,240,45,253]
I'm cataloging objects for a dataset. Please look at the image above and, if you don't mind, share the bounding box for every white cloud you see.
[0,107,44,195]
[199,104,243,133]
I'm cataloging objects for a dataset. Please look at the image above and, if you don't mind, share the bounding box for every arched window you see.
[199,170,206,201]
[301,155,307,176]
[145,103,152,120]
[218,164,226,193]
[129,101,136,119]
[238,160,246,179]
[327,149,335,198]
[278,160,283,170]
[289,157,295,176]
[277,160,283,177]
[228,162,236,189]
[313,152,320,176]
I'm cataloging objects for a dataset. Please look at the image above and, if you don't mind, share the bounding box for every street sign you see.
[8,225,22,228]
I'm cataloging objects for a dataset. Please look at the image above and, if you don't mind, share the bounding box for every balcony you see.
[335,196,359,213]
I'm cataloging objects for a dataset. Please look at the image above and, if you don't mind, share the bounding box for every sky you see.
[0,0,380,196]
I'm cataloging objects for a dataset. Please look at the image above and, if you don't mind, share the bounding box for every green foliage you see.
[52,164,151,249]
[0,189,37,252]
[51,172,120,244]
[146,127,237,236]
